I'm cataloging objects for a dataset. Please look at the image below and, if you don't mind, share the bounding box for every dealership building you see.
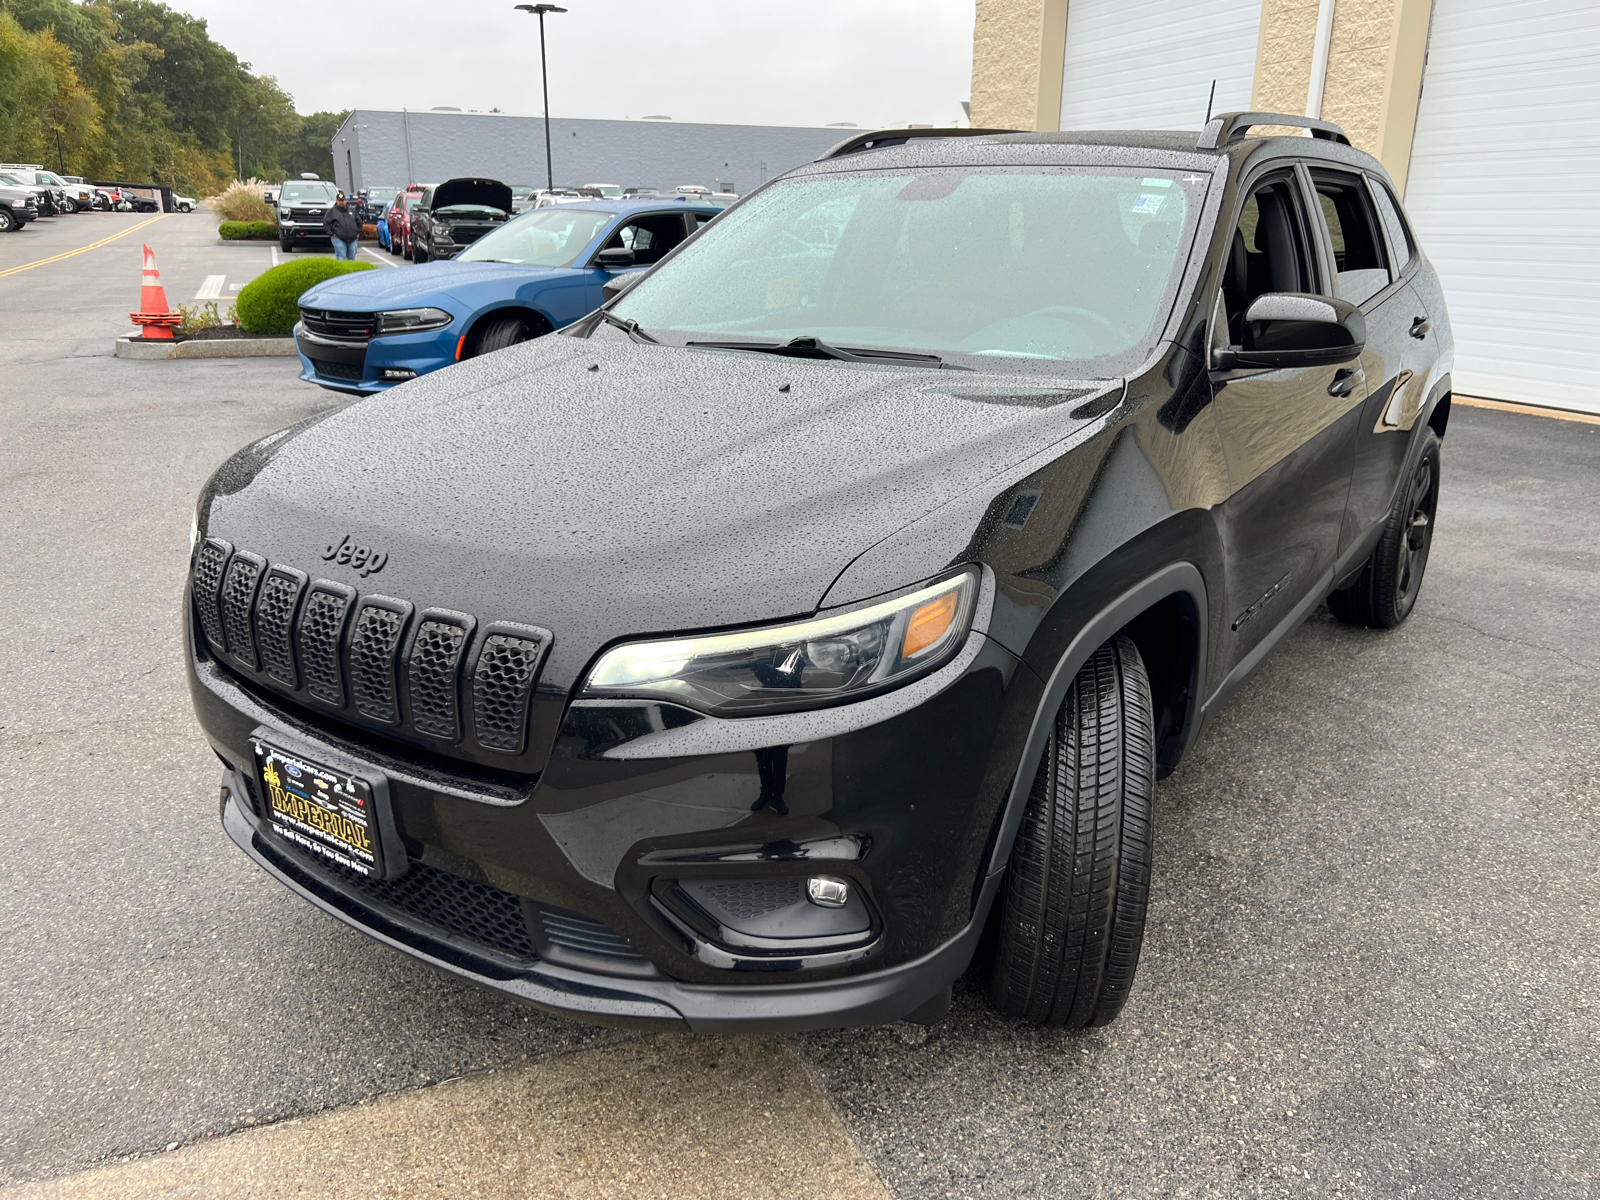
[970,0,1599,412]
[329,109,848,203]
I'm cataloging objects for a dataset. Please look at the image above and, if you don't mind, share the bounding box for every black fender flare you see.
[982,561,1208,880]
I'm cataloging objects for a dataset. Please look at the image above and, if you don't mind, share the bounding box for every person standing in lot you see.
[324,192,361,260]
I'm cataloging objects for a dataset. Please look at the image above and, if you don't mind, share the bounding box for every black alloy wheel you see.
[1328,428,1441,629]
[988,634,1155,1028]
[471,314,539,357]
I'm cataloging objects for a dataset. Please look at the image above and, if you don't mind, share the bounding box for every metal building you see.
[330,109,850,198]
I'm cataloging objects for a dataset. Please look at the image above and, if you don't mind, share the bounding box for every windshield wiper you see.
[685,335,964,369]
[601,311,659,344]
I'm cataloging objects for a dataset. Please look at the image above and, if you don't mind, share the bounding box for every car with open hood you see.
[292,197,725,394]
[188,115,1453,1033]
[407,178,514,264]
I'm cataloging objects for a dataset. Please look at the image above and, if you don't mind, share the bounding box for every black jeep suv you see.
[187,114,1452,1033]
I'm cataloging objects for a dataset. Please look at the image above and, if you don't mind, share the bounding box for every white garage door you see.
[1404,0,1600,413]
[1058,0,1262,131]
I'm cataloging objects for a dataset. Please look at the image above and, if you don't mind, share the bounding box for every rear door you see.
[1305,167,1429,546]
[1209,167,1365,670]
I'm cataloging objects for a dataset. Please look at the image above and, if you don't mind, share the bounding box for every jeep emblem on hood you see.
[322,534,387,576]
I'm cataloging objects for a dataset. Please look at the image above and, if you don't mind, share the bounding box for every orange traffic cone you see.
[130,243,181,339]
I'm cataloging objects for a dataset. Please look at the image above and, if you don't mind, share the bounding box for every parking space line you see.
[194,274,225,300]
[361,247,397,267]
[1455,395,1600,426]
[0,214,168,278]
[270,247,280,268]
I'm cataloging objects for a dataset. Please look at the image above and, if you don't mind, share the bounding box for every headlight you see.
[579,569,979,716]
[374,307,453,336]
[433,225,453,242]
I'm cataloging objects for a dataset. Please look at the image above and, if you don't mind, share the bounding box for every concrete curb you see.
[114,335,296,360]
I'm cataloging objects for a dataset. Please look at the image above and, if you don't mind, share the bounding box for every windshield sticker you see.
[1131,193,1167,215]
[765,277,802,309]
[1140,178,1173,188]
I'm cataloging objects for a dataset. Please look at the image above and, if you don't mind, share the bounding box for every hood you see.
[201,335,1113,689]
[433,177,513,213]
[300,260,563,308]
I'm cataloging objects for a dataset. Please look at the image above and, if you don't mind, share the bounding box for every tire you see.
[1327,428,1441,629]
[402,232,413,261]
[280,238,293,253]
[471,314,540,357]
[0,209,13,233]
[61,197,77,214]
[413,238,429,264]
[988,634,1155,1028]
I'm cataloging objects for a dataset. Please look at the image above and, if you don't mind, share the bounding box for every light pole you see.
[514,4,567,193]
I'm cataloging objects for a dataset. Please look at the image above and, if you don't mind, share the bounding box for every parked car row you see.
[0,165,180,224]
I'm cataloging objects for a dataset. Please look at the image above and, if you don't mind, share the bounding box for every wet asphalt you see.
[2,211,1596,1197]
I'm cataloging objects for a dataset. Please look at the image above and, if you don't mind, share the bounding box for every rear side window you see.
[1310,171,1390,306]
[1366,178,1416,271]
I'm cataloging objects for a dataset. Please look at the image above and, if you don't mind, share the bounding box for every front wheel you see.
[279,238,293,253]
[402,233,413,261]
[0,209,13,233]
[61,197,77,214]
[470,314,539,357]
[1328,428,1441,628]
[988,634,1155,1028]
[413,238,430,264]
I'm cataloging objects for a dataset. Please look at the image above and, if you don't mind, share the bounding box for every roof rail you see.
[816,127,1019,161]
[1196,112,1350,150]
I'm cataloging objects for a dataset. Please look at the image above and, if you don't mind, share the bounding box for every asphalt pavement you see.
[1,209,1596,1198]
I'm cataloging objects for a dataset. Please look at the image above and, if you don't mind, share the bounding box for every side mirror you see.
[595,247,636,270]
[601,271,646,303]
[1214,293,1365,370]
[265,196,277,207]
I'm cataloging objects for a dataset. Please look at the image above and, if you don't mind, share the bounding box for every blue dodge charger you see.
[293,198,726,395]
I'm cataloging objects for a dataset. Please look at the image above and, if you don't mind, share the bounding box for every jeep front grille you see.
[193,539,551,757]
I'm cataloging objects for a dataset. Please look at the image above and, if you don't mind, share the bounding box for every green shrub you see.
[247,219,274,238]
[219,219,279,240]
[177,301,224,334]
[235,260,376,335]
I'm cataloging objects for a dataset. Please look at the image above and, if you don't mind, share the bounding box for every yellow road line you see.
[0,213,169,278]
[1454,394,1600,427]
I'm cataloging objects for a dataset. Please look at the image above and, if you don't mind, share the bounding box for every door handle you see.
[1410,315,1431,339]
[1328,367,1364,398]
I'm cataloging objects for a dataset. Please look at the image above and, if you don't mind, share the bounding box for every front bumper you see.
[294,320,461,395]
[187,569,1035,1031]
[280,222,332,243]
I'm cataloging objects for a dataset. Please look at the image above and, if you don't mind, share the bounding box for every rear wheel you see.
[988,634,1155,1028]
[1328,428,1441,628]
[402,232,413,261]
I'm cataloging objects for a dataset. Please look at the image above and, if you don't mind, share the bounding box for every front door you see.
[1209,169,1366,670]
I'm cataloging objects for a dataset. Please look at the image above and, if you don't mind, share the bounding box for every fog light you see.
[380,368,416,381]
[807,875,850,908]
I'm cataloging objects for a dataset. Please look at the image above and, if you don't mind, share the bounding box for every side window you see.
[693,212,716,230]
[1366,177,1416,272]
[1218,175,1317,345]
[604,214,689,264]
[1311,171,1390,306]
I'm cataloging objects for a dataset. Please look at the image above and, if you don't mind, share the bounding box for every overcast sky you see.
[168,0,975,129]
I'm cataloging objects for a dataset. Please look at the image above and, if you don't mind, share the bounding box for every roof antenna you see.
[1204,80,1217,124]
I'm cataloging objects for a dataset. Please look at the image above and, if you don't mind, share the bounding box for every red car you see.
[386,185,427,260]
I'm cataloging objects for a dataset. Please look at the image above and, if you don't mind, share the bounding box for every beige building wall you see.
[970,0,1433,188]
[970,0,1070,131]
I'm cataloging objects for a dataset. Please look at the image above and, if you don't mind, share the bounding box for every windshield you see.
[613,166,1203,370]
[367,188,396,205]
[281,183,336,204]
[456,207,615,267]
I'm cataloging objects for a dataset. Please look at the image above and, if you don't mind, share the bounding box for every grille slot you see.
[221,553,265,669]
[348,597,412,725]
[255,566,306,687]
[695,878,803,921]
[299,308,376,341]
[407,612,475,740]
[298,582,355,706]
[192,539,232,651]
[471,624,551,754]
[269,839,539,962]
[310,358,365,382]
[537,908,649,963]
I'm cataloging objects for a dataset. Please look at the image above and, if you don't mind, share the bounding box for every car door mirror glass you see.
[1216,292,1365,369]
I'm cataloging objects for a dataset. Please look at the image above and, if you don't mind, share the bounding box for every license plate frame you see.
[252,735,397,880]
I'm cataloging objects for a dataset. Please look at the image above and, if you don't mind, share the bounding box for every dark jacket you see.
[323,204,361,241]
